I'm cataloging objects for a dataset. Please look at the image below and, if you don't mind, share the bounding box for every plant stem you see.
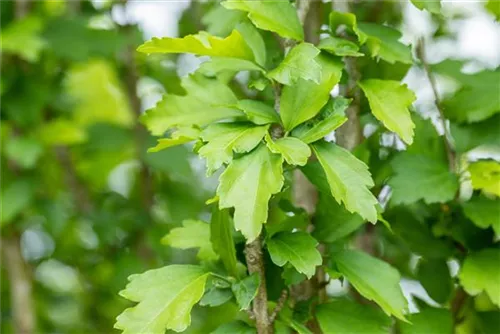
[416,38,456,172]
[2,234,36,334]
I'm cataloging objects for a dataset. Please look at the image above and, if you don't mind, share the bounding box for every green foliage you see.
[162,220,218,261]
[268,43,321,85]
[231,273,260,310]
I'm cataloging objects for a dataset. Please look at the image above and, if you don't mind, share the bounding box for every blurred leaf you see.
[162,220,218,262]
[138,30,254,62]
[268,43,321,85]
[231,273,260,310]
[210,207,239,278]
[316,300,391,334]
[400,307,453,334]
[416,259,452,304]
[450,116,500,153]
[1,180,36,226]
[468,161,500,197]
[281,54,343,131]
[462,195,500,235]
[222,0,303,41]
[485,0,500,20]
[267,231,322,278]
[334,250,407,320]
[312,141,378,223]
[265,134,311,166]
[359,80,416,145]
[38,119,87,146]
[459,248,500,307]
[212,321,256,334]
[116,265,209,333]
[5,136,43,169]
[410,0,441,14]
[357,23,412,64]
[202,5,246,37]
[1,16,46,62]
[217,144,283,242]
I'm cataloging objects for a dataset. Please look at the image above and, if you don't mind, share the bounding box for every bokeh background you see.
[1,1,499,333]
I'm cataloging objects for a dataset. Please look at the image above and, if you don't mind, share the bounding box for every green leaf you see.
[318,36,364,57]
[442,85,500,124]
[210,207,239,278]
[411,0,441,14]
[268,43,321,85]
[236,20,267,67]
[148,127,201,153]
[235,100,280,125]
[212,321,257,334]
[462,196,500,236]
[400,307,453,334]
[329,11,367,44]
[416,259,452,304]
[222,0,304,41]
[38,119,87,146]
[265,134,311,166]
[316,300,391,334]
[1,16,46,62]
[282,265,307,286]
[459,248,500,307]
[162,220,218,262]
[199,123,268,175]
[5,136,43,169]
[312,141,378,223]
[313,194,365,243]
[291,97,349,144]
[450,116,500,153]
[468,161,500,197]
[358,80,416,145]
[389,153,458,205]
[217,144,284,242]
[141,74,242,136]
[334,250,407,320]
[231,274,260,310]
[486,0,500,20]
[199,58,265,76]
[199,287,233,307]
[0,180,36,226]
[202,5,246,37]
[267,231,322,278]
[281,54,343,131]
[115,265,210,333]
[357,23,413,64]
[137,30,254,62]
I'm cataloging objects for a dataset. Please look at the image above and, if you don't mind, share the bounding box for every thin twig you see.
[416,38,456,172]
[269,290,289,323]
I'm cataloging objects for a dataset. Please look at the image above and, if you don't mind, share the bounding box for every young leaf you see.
[389,153,458,205]
[1,16,46,62]
[235,100,280,125]
[411,0,441,14]
[416,259,452,304]
[268,43,321,85]
[316,300,392,334]
[199,123,268,175]
[115,265,210,333]
[141,74,242,136]
[400,307,453,334]
[462,196,500,236]
[281,54,343,131]
[312,141,378,223]
[329,11,367,44]
[265,134,311,166]
[459,248,500,307]
[334,250,407,320]
[318,36,364,57]
[137,30,254,61]
[236,20,267,66]
[267,231,322,278]
[468,161,500,197]
[357,23,413,64]
[222,0,304,41]
[291,97,349,144]
[199,58,265,76]
[162,220,218,262]
[358,80,416,145]
[217,144,284,242]
[148,127,201,153]
[211,207,239,278]
[231,273,260,310]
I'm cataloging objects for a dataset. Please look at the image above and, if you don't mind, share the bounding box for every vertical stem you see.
[2,235,36,334]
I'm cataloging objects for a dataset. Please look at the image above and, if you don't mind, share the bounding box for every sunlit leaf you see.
[268,43,321,85]
[162,220,218,261]
[265,134,311,166]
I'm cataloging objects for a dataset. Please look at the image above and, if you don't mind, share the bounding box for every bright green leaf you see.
[38,119,87,146]
[334,250,407,320]
[400,307,453,334]
[462,196,500,235]
[1,180,36,226]
[211,207,239,278]
[199,123,268,175]
[416,259,452,304]
[202,5,246,37]
[115,265,210,333]
[137,30,254,61]
[292,97,349,144]
[411,0,441,14]
[312,141,378,223]
[231,273,260,310]
[317,300,391,334]
[235,100,280,125]
[141,74,242,136]
[162,220,218,261]
[485,0,500,20]
[318,36,364,57]
[359,79,416,145]
[1,16,46,62]
[281,54,343,131]
[222,0,304,41]
[389,153,458,205]
[468,160,500,197]
[217,144,284,242]
[148,127,201,152]
[459,248,500,307]
[268,43,321,85]
[5,137,43,169]
[267,231,322,278]
[265,134,311,166]
[329,11,367,44]
[236,20,267,66]
[199,58,265,76]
